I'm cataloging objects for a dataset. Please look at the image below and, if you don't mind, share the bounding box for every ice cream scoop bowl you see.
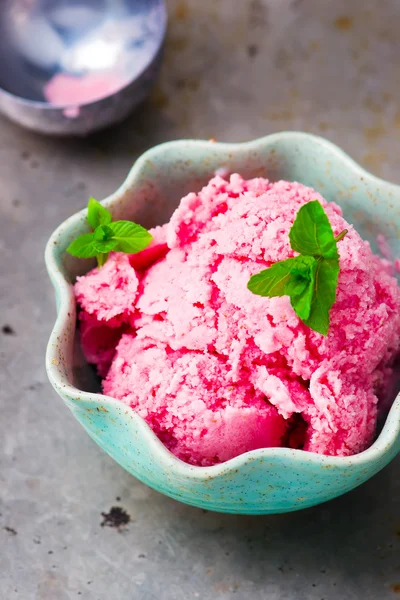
[45,132,400,514]
[0,0,167,135]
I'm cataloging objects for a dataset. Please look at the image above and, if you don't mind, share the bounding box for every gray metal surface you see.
[1,0,399,598]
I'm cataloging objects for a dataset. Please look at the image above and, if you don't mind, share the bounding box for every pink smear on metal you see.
[63,106,80,119]
[44,72,125,106]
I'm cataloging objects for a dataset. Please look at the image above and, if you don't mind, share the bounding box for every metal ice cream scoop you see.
[0,0,167,135]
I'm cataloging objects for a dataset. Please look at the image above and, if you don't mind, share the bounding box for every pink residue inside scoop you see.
[44,72,126,106]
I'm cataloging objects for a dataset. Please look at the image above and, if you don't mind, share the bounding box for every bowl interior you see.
[52,132,400,403]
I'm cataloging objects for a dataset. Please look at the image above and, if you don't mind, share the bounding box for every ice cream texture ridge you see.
[74,175,400,466]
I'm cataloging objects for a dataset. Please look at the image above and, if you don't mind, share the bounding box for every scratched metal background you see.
[1,1,399,598]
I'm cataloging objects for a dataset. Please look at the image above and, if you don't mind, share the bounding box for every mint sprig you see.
[87,196,112,229]
[66,198,152,268]
[247,200,347,335]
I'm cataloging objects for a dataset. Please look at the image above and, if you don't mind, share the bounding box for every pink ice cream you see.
[74,175,400,466]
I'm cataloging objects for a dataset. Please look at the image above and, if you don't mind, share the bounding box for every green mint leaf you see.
[108,221,153,253]
[247,200,347,335]
[302,258,339,335]
[97,252,109,268]
[93,225,114,241]
[287,255,316,278]
[66,198,152,268]
[92,225,118,253]
[284,275,309,297]
[248,261,293,297]
[248,255,314,298]
[286,257,318,321]
[87,197,112,229]
[66,233,98,258]
[289,200,338,259]
[92,238,119,253]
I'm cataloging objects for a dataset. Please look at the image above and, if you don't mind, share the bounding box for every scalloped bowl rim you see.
[45,131,400,479]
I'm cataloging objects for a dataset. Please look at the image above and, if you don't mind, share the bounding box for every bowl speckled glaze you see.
[45,132,400,514]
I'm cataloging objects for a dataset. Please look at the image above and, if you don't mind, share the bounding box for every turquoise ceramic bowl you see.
[45,132,400,514]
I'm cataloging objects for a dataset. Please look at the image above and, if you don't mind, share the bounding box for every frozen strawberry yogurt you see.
[74,175,400,466]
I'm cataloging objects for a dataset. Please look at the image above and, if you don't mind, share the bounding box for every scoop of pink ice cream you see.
[75,226,168,376]
[78,311,127,378]
[103,336,288,465]
[75,252,140,324]
[75,175,400,465]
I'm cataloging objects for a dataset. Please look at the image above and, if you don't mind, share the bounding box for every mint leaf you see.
[284,275,309,297]
[303,258,339,335]
[286,258,318,321]
[248,261,293,297]
[247,200,347,335]
[289,200,338,259]
[87,197,112,229]
[249,255,317,321]
[97,252,109,268]
[92,238,119,253]
[93,225,114,241]
[248,255,314,298]
[108,221,153,253]
[66,233,97,258]
[92,225,118,253]
[66,198,152,268]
